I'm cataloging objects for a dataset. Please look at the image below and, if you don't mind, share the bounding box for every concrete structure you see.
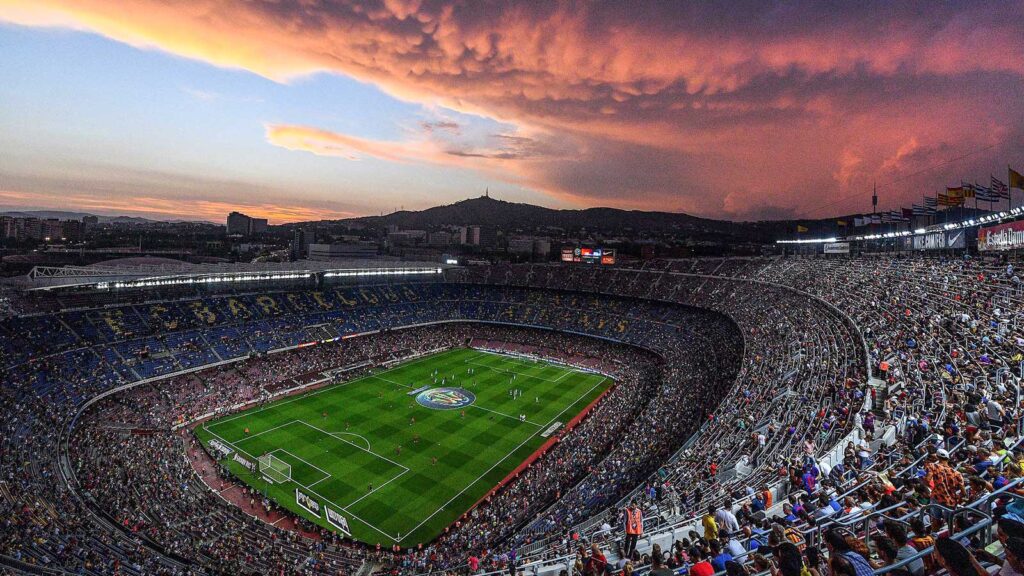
[227,211,269,236]
[308,242,379,260]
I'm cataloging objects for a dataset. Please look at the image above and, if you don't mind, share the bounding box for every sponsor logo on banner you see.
[296,489,321,515]
[209,439,233,457]
[913,232,947,250]
[232,453,256,472]
[325,505,351,534]
[946,230,965,249]
[541,422,563,438]
[979,220,1024,251]
[415,387,476,410]
[823,242,849,254]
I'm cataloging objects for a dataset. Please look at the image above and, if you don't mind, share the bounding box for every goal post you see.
[258,453,292,484]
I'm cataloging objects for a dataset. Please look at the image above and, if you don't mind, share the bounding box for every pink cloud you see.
[3,1,1023,218]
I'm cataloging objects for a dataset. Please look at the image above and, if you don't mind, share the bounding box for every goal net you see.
[258,453,292,484]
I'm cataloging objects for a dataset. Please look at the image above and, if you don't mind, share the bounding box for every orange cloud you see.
[3,1,1023,218]
[0,189,356,224]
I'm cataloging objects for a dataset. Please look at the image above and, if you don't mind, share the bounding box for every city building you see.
[226,211,269,236]
[427,231,452,247]
[307,242,379,260]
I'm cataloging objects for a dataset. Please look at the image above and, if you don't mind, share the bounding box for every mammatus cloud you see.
[3,1,1023,218]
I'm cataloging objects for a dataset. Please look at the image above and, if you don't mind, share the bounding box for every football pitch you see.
[194,347,611,546]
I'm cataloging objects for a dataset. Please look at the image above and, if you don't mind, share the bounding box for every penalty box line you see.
[286,422,409,537]
[204,349,455,430]
[205,420,407,542]
[463,359,575,384]
[400,376,608,540]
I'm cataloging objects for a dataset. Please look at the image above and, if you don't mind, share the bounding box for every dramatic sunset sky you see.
[0,1,1022,223]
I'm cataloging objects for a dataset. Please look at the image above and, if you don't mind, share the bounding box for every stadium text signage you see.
[209,438,233,457]
[232,453,256,472]
[823,242,849,254]
[296,489,321,515]
[416,387,476,410]
[325,505,351,534]
[979,220,1024,251]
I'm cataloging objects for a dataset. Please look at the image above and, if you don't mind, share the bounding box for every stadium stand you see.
[1,256,1022,576]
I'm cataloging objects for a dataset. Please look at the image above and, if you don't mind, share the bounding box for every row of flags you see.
[796,167,1024,232]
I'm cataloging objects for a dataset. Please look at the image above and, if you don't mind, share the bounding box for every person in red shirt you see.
[690,549,715,576]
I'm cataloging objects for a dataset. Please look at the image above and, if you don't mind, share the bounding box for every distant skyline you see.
[1,1,1022,224]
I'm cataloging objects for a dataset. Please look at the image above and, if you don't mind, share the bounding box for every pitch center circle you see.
[415,387,476,410]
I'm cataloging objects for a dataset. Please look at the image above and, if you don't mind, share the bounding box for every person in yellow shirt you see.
[703,505,719,542]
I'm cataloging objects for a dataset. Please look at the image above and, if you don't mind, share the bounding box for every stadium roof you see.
[4,258,451,291]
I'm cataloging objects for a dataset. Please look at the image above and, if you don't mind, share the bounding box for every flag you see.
[902,208,914,221]
[912,204,926,215]
[992,176,1010,199]
[882,212,893,223]
[1011,168,1024,190]
[797,225,808,233]
[870,214,882,224]
[854,217,865,227]
[947,186,969,198]
[837,220,847,227]
[924,196,938,207]
[973,183,1000,202]
[938,193,963,207]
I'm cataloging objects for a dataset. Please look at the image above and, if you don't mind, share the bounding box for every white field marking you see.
[465,350,575,379]
[462,360,572,383]
[206,349,459,429]
[206,420,402,542]
[271,448,332,483]
[307,475,332,489]
[296,420,410,471]
[233,419,302,444]
[325,431,372,451]
[289,472,402,543]
[552,369,575,383]
[469,404,543,427]
[370,375,415,389]
[204,427,259,461]
[343,468,410,509]
[401,376,607,539]
[461,351,489,363]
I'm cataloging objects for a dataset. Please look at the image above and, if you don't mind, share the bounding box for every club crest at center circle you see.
[415,387,476,410]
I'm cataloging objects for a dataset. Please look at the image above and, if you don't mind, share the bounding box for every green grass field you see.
[194,347,610,546]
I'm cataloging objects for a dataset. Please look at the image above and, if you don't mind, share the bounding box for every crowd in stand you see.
[503,256,1024,576]
[0,280,736,575]
[3,255,1024,576]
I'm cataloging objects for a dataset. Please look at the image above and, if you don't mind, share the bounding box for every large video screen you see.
[561,247,616,264]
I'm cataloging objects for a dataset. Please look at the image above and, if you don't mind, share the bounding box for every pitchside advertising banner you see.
[979,220,1024,251]
[901,230,966,251]
[295,488,321,516]
[823,242,849,254]
[325,505,351,535]
[232,453,256,472]
[295,489,352,535]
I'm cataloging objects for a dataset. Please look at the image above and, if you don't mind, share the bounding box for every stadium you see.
[3,2,1024,576]
[0,247,1020,576]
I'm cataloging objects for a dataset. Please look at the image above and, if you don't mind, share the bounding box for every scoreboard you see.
[561,246,616,265]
